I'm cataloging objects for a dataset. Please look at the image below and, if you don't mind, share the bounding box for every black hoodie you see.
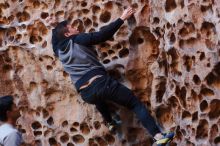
[51,18,124,91]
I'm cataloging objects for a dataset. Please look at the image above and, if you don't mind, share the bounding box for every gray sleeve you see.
[3,131,22,146]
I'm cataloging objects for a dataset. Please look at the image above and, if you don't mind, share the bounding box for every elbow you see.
[99,35,113,42]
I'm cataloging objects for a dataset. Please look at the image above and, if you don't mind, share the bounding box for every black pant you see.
[79,75,161,136]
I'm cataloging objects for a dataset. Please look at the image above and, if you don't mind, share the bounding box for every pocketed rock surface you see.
[0,0,220,146]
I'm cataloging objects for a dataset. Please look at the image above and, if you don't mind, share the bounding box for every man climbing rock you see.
[52,6,174,145]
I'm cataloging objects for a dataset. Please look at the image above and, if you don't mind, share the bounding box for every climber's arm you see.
[74,7,135,46]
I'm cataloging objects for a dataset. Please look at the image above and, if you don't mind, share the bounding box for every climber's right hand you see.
[120,7,136,21]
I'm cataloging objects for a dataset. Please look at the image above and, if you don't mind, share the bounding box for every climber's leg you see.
[79,76,118,132]
[95,100,112,123]
[94,75,161,136]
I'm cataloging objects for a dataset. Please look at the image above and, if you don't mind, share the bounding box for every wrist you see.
[120,16,126,21]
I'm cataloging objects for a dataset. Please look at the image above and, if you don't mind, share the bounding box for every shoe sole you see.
[156,135,175,146]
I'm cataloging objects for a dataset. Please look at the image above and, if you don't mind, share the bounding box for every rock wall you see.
[0,0,220,146]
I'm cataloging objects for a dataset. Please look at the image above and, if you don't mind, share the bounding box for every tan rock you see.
[0,0,219,145]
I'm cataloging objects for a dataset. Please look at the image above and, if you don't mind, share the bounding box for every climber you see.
[0,95,22,146]
[51,6,174,145]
